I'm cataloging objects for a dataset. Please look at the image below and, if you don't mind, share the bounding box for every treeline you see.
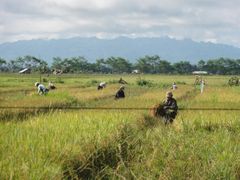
[1,55,240,75]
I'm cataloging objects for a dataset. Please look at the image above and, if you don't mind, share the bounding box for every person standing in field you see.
[35,82,49,95]
[194,75,201,85]
[115,86,125,99]
[162,91,178,124]
[172,82,177,90]
[200,80,205,93]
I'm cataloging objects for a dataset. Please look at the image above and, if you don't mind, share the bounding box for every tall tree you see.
[173,61,195,74]
[105,57,132,73]
[0,57,7,72]
[52,57,63,70]
[135,55,161,73]
[157,60,173,74]
[197,60,206,71]
[7,56,49,73]
[94,59,111,73]
[52,56,92,73]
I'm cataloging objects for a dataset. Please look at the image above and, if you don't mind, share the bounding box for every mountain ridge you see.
[1,36,240,64]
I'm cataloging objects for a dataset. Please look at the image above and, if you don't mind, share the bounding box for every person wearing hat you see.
[48,81,56,90]
[118,77,128,84]
[97,82,107,90]
[162,91,178,123]
[172,82,177,90]
[35,82,49,95]
[115,86,125,99]
[200,79,205,93]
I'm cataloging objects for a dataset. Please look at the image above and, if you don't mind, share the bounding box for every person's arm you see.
[38,86,41,94]
[115,91,119,99]
[122,91,125,98]
[162,100,169,109]
[169,100,178,110]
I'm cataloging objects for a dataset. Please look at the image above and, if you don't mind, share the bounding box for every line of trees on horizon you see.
[1,55,240,75]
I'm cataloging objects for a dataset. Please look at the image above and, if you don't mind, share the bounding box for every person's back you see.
[115,86,125,99]
[35,82,48,95]
[98,82,106,90]
[99,82,106,87]
[38,84,48,94]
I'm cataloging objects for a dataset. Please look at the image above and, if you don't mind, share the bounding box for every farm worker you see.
[119,77,128,84]
[194,75,201,85]
[35,82,49,95]
[48,81,56,90]
[162,91,178,124]
[115,86,125,99]
[200,80,205,93]
[97,82,107,90]
[172,82,177,90]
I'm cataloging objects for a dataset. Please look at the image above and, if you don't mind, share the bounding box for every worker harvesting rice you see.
[162,91,178,123]
[48,81,56,90]
[97,82,107,90]
[194,75,201,85]
[115,86,125,99]
[119,77,128,84]
[151,91,178,124]
[35,82,49,95]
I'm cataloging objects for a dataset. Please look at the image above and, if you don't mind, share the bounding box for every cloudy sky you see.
[1,0,240,47]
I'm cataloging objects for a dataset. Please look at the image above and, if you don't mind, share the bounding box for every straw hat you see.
[166,91,173,97]
[35,82,40,87]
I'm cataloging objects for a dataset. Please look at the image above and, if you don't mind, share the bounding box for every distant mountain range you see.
[1,36,240,64]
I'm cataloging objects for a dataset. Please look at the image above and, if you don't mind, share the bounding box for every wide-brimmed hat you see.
[166,91,173,97]
[35,82,40,87]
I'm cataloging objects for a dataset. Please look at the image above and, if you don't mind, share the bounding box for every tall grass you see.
[0,111,142,179]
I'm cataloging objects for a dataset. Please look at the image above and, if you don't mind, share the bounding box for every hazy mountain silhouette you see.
[1,36,240,63]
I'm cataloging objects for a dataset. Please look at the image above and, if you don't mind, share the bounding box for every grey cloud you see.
[1,0,240,47]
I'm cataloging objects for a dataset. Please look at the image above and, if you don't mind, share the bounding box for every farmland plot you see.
[0,74,239,179]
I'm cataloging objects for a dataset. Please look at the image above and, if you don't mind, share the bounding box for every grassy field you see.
[0,73,239,179]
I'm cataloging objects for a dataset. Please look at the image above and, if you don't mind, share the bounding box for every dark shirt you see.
[163,98,178,112]
[115,89,125,99]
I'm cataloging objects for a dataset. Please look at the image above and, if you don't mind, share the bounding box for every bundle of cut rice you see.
[150,103,165,117]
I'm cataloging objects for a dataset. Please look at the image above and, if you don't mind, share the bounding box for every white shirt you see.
[172,84,177,90]
[99,82,106,87]
[38,84,46,93]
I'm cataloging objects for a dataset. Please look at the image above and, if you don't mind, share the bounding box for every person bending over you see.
[115,86,125,99]
[35,82,49,95]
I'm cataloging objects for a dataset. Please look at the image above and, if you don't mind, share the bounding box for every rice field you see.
[0,73,239,179]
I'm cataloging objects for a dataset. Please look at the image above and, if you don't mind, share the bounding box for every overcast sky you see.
[1,0,240,47]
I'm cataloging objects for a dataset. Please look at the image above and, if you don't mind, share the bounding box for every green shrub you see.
[55,77,64,83]
[136,79,154,87]
[175,81,186,85]
[42,78,48,82]
[85,80,100,87]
